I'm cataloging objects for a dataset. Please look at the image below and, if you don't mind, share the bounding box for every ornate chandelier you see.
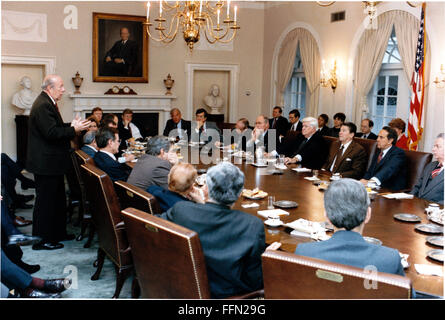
[144,1,240,51]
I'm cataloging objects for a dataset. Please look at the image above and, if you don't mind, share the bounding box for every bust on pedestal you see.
[203,84,224,115]
[12,76,38,115]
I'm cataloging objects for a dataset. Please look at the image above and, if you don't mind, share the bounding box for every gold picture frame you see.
[93,12,148,83]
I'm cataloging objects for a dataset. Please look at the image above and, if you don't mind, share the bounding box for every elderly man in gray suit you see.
[293,178,405,276]
[127,135,178,190]
[411,133,444,205]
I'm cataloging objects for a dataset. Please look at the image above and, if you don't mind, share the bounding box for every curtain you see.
[352,11,396,124]
[276,28,321,117]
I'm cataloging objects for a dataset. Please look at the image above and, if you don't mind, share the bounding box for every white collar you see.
[341,140,352,151]
[99,150,116,161]
[44,91,56,106]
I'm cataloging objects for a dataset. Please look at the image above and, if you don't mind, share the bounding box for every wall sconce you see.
[433,64,445,89]
[320,60,338,92]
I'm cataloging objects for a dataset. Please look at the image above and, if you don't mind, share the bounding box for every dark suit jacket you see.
[26,91,76,175]
[328,127,340,138]
[190,121,221,144]
[269,116,289,138]
[80,145,97,158]
[163,119,191,140]
[161,201,265,298]
[105,39,137,74]
[246,130,279,154]
[356,132,378,140]
[315,125,330,137]
[93,151,131,182]
[364,145,407,191]
[127,154,171,190]
[291,133,328,169]
[294,230,405,276]
[118,120,142,150]
[322,140,368,179]
[147,185,189,212]
[410,161,444,205]
[277,131,302,157]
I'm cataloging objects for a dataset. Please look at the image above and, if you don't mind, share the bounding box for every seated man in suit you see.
[410,133,444,204]
[191,108,221,144]
[284,117,328,169]
[127,135,178,191]
[316,113,330,136]
[91,107,103,123]
[100,113,118,129]
[356,118,377,140]
[163,108,191,141]
[93,127,134,182]
[161,162,265,298]
[277,109,302,157]
[148,163,205,212]
[227,118,251,151]
[389,118,409,150]
[118,108,142,146]
[269,106,289,139]
[328,112,346,138]
[321,122,367,179]
[246,115,278,154]
[292,178,405,276]
[360,126,407,191]
[80,131,98,158]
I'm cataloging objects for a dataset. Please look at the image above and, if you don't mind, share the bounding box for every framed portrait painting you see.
[93,12,148,83]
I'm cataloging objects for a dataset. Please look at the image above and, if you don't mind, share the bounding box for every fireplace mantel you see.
[69,93,176,135]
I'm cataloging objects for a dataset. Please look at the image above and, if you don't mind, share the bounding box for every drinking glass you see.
[267,196,275,210]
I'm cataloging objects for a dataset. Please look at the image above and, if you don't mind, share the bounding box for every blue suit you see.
[161,201,265,298]
[410,161,444,205]
[364,145,407,190]
[80,145,97,158]
[146,185,189,212]
[294,230,405,276]
[93,151,131,182]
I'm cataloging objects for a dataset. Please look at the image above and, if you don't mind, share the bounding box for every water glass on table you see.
[267,195,275,210]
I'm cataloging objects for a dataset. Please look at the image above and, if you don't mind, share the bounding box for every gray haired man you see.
[161,162,266,298]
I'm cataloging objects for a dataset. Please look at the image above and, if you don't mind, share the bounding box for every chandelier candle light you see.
[144,1,240,51]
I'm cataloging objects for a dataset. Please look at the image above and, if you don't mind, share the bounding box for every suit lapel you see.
[423,166,443,194]
[375,146,393,170]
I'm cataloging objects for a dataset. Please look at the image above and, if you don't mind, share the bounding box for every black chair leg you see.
[131,277,141,298]
[91,248,105,281]
[83,223,95,248]
[112,267,132,299]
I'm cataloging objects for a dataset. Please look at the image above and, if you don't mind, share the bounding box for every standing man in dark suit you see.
[322,122,368,179]
[284,117,328,169]
[161,162,266,298]
[277,109,302,157]
[269,106,289,138]
[93,128,134,182]
[356,118,377,140]
[163,108,191,141]
[410,133,444,204]
[104,27,138,76]
[361,126,407,191]
[292,179,405,276]
[27,75,90,250]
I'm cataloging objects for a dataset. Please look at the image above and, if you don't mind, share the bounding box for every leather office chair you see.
[353,137,378,170]
[74,150,95,248]
[114,180,161,215]
[323,136,337,153]
[80,163,133,298]
[404,149,433,191]
[121,208,264,299]
[262,250,411,299]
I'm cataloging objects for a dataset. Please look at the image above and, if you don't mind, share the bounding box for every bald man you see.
[27,75,90,250]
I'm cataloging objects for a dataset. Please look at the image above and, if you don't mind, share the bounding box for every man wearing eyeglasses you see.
[93,127,134,182]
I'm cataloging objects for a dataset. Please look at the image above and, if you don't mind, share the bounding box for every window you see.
[283,46,306,119]
[366,28,410,134]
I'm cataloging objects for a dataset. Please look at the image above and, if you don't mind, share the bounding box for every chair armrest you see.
[227,289,264,299]
[115,221,126,230]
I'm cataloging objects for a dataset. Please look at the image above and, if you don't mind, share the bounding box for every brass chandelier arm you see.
[159,16,180,42]
[205,0,224,15]
[161,1,180,10]
[316,1,336,7]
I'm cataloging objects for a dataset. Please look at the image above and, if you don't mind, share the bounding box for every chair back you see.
[114,180,162,215]
[404,149,433,191]
[75,149,95,166]
[323,136,337,152]
[121,207,210,299]
[80,163,132,268]
[71,150,87,209]
[262,250,411,299]
[353,137,378,170]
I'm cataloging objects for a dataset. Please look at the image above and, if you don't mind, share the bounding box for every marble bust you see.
[203,84,224,114]
[12,76,38,115]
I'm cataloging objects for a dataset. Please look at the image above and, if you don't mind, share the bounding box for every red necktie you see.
[377,151,383,163]
[432,164,442,179]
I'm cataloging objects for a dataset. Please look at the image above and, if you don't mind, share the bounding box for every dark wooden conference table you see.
[129,147,444,297]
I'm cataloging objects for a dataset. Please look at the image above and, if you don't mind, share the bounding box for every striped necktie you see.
[377,151,383,163]
[432,163,443,179]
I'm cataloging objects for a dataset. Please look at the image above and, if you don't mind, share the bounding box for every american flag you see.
[407,3,426,151]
